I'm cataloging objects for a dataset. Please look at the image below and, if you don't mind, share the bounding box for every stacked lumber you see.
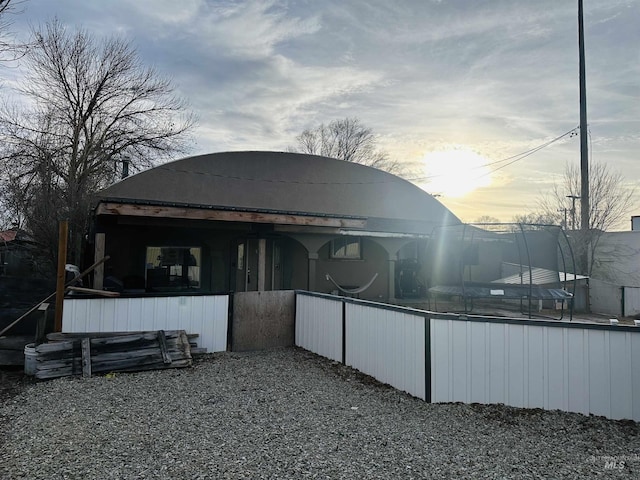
[35,330,194,380]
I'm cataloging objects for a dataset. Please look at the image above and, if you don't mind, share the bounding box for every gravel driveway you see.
[1,347,638,479]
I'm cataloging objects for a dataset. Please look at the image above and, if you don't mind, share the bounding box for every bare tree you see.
[511,212,559,226]
[539,162,635,232]
[0,20,195,269]
[0,0,23,63]
[520,161,635,275]
[290,117,404,175]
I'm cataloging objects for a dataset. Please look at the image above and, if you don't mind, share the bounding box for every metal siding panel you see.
[214,295,230,352]
[113,299,129,331]
[141,299,155,332]
[430,318,451,403]
[609,331,632,420]
[469,322,487,403]
[526,325,544,409]
[415,315,427,400]
[545,327,565,410]
[507,324,525,408]
[127,298,142,331]
[587,330,609,417]
[62,295,230,352]
[103,298,118,331]
[632,333,640,421]
[295,295,342,362]
[344,303,425,399]
[488,323,506,404]
[344,303,359,369]
[451,320,468,402]
[566,328,588,415]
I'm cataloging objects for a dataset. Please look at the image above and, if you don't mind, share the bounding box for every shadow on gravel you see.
[0,367,29,449]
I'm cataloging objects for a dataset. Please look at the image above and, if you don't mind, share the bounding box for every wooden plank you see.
[67,286,120,297]
[33,329,194,380]
[94,233,105,290]
[179,331,193,360]
[81,338,91,378]
[96,202,367,228]
[157,330,172,365]
[47,330,184,341]
[36,341,75,353]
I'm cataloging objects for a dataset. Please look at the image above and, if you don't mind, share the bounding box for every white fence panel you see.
[430,318,640,421]
[295,294,343,362]
[62,295,229,353]
[346,303,426,400]
[624,287,640,317]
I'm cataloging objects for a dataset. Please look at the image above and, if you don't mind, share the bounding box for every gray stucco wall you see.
[314,238,389,300]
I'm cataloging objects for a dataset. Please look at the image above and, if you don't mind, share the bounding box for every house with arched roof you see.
[91,151,460,301]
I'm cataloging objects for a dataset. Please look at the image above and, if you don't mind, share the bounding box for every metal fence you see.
[63,294,230,353]
[295,290,640,421]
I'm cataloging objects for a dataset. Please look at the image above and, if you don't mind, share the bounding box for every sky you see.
[4,0,640,229]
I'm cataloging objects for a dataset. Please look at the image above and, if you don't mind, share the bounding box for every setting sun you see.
[419,147,492,198]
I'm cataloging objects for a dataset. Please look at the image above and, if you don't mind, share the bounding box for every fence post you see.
[424,316,431,402]
[341,299,346,365]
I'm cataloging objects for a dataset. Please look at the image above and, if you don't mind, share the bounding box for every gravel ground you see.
[1,347,638,479]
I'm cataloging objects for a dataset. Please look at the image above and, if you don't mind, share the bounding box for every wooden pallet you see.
[35,330,195,380]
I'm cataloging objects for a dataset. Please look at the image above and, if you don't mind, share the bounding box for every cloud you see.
[8,0,640,225]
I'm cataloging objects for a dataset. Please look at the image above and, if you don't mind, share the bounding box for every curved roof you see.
[98,151,460,230]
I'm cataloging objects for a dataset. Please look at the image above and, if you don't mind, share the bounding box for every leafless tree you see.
[0,20,195,270]
[290,117,404,175]
[538,162,635,232]
[519,161,635,275]
[0,0,22,62]
[511,212,558,226]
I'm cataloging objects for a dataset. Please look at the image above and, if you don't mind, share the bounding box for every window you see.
[330,238,362,259]
[145,247,201,291]
[237,243,244,270]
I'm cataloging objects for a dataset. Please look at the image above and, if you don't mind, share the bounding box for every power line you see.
[407,126,579,182]
[152,126,580,187]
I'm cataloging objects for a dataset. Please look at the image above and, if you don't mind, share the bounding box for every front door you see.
[234,238,260,292]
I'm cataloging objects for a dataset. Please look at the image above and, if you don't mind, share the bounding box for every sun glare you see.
[420,148,492,198]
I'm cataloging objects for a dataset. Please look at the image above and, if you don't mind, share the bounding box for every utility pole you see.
[578,0,589,232]
[558,208,568,230]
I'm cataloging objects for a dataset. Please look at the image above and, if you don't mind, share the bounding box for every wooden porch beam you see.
[96,202,367,229]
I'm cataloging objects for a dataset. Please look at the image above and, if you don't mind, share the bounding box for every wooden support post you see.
[81,337,92,378]
[94,233,105,290]
[257,238,266,291]
[54,220,68,333]
[35,303,49,345]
